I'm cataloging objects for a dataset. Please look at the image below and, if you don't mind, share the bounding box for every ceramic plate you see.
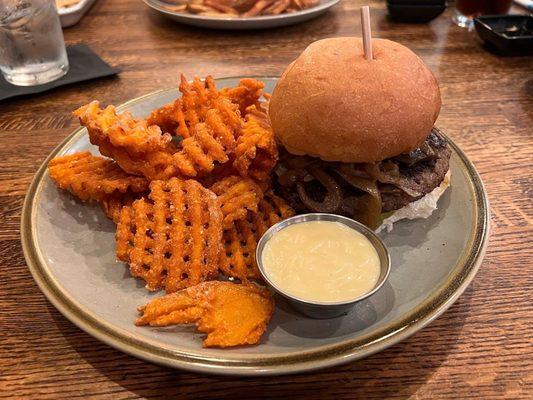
[21,77,490,376]
[142,0,340,30]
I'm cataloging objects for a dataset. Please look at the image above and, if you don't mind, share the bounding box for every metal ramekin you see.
[256,213,391,319]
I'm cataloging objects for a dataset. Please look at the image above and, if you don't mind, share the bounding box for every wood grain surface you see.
[1,0,532,398]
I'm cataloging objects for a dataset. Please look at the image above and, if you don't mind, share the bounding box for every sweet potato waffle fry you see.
[172,95,242,177]
[178,75,220,137]
[136,281,274,347]
[220,192,294,281]
[147,75,220,138]
[48,151,149,201]
[116,178,223,292]
[74,101,180,181]
[75,101,171,154]
[145,103,177,136]
[146,75,244,178]
[220,78,265,115]
[233,104,278,182]
[100,192,144,224]
[75,93,242,180]
[211,175,263,228]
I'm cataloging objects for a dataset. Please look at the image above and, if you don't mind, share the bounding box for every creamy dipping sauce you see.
[262,221,381,303]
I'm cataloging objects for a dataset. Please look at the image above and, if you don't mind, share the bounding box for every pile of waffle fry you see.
[48,76,294,347]
[163,0,320,17]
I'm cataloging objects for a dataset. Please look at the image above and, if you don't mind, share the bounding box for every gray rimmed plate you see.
[142,0,340,30]
[21,77,490,376]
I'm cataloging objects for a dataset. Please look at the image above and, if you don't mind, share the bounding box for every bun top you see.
[269,37,441,163]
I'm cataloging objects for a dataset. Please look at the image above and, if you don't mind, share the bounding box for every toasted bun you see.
[269,37,441,163]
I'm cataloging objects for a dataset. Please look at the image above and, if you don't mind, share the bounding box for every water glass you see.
[0,0,69,86]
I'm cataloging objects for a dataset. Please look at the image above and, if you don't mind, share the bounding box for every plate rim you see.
[21,76,490,376]
[142,0,340,23]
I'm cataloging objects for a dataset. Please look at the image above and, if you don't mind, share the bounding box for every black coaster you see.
[0,43,120,102]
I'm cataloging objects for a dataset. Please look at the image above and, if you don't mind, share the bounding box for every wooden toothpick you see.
[361,6,373,60]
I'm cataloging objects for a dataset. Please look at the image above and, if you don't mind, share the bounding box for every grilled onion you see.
[296,168,342,213]
[365,162,423,198]
[336,166,382,228]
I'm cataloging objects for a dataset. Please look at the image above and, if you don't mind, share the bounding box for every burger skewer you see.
[360,6,373,60]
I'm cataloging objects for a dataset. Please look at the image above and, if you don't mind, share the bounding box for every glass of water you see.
[0,0,69,86]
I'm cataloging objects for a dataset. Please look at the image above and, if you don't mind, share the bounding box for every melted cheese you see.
[262,221,380,303]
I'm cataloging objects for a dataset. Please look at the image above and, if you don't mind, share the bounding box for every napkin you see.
[0,44,120,102]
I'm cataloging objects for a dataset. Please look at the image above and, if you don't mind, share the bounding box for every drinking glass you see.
[453,0,513,29]
[0,0,69,86]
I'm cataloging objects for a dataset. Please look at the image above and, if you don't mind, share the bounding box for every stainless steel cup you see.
[256,213,391,319]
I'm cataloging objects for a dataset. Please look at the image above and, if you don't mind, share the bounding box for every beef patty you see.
[273,130,451,216]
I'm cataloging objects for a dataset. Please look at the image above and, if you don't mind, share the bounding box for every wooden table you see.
[1,0,531,398]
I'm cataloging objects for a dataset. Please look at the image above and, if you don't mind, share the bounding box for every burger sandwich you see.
[269,37,451,231]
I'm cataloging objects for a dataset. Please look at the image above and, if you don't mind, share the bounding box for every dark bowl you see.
[474,15,533,55]
[387,3,446,23]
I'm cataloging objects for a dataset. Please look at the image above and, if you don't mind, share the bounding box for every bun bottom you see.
[376,170,451,233]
